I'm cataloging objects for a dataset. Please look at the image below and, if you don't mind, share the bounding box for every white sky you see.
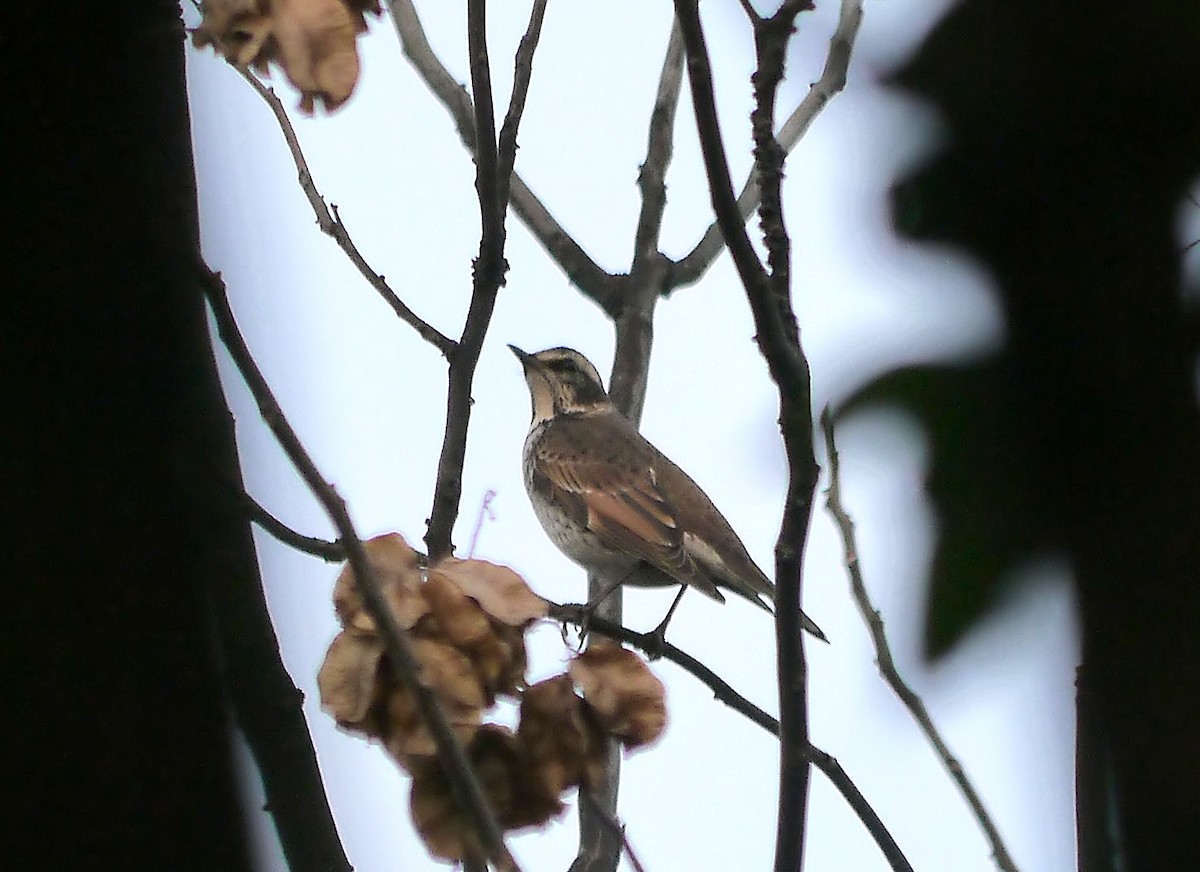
[187,2,1080,870]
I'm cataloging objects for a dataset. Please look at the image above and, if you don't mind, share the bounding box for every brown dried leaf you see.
[518,675,607,795]
[382,684,479,765]
[271,0,362,114]
[191,0,272,67]
[413,638,487,713]
[421,570,493,646]
[420,568,531,702]
[193,0,380,114]
[333,533,428,634]
[410,726,562,861]
[383,639,485,765]
[343,0,382,27]
[434,557,548,625]
[477,621,528,701]
[317,630,385,728]
[570,640,667,749]
[409,755,481,863]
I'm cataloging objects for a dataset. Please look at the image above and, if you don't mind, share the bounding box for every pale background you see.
[186,2,1081,870]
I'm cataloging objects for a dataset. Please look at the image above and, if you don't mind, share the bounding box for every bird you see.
[508,344,827,642]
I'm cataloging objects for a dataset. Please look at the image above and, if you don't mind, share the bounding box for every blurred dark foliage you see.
[844,2,1200,870]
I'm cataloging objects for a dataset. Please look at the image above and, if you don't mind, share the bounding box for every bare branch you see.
[806,748,916,872]
[579,791,649,872]
[424,0,545,561]
[387,0,621,311]
[669,0,864,290]
[238,70,456,356]
[238,488,346,562]
[547,602,778,732]
[820,409,1021,872]
[199,266,519,872]
[631,21,685,268]
[672,3,822,869]
[671,0,768,301]
[204,461,353,870]
[738,0,764,25]
[497,0,549,208]
[546,601,915,872]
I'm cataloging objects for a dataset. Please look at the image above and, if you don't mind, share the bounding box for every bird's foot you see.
[639,619,671,661]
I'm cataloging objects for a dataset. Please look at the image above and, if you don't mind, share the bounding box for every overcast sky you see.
[187,2,1081,870]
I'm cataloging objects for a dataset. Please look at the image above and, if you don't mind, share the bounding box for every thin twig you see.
[423,0,545,561]
[496,0,548,208]
[239,489,346,562]
[238,69,456,356]
[199,266,519,872]
[547,602,781,738]
[579,791,649,872]
[467,489,497,558]
[669,0,864,290]
[806,748,915,872]
[546,601,915,872]
[631,21,685,269]
[387,0,621,311]
[820,408,1021,872]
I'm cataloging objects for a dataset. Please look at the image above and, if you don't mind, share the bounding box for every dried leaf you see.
[191,0,272,67]
[518,675,607,795]
[317,630,385,727]
[435,557,548,625]
[570,640,667,748]
[410,726,563,861]
[383,639,486,765]
[333,533,428,633]
[271,0,362,113]
[420,568,531,702]
[422,570,493,647]
[475,621,528,701]
[193,0,380,114]
[413,638,487,712]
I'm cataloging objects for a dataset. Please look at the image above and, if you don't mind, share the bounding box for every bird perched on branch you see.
[509,344,827,642]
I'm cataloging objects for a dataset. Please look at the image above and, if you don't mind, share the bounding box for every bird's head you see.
[508,345,610,423]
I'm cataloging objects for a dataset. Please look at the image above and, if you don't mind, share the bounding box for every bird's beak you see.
[507,344,536,369]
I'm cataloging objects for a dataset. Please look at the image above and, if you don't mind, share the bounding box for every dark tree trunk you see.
[3,4,256,868]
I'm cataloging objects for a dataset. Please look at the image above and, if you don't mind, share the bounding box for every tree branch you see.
[820,409,1020,872]
[199,266,520,872]
[496,0,548,209]
[203,430,353,871]
[546,602,915,872]
[238,69,456,356]
[387,0,621,311]
[668,0,863,290]
[806,747,915,872]
[673,3,821,869]
[631,21,685,269]
[236,486,346,562]
[579,790,649,872]
[424,0,545,561]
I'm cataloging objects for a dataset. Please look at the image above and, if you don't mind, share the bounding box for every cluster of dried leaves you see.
[191,0,381,113]
[318,534,667,862]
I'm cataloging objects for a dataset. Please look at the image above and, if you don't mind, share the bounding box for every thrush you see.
[509,344,827,642]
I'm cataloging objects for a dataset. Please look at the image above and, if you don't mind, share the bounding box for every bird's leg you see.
[583,573,627,612]
[575,568,636,646]
[643,585,687,657]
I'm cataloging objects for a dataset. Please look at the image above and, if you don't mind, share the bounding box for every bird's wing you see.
[531,416,724,600]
